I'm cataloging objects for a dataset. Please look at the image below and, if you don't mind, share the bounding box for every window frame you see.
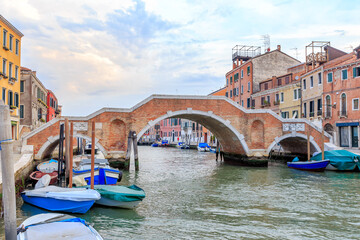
[280,92,284,103]
[327,72,333,83]
[352,98,359,111]
[341,69,348,80]
[318,72,322,85]
[20,104,24,119]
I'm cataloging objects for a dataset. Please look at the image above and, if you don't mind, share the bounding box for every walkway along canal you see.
[2,146,360,239]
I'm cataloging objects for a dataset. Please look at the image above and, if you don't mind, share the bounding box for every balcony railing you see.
[317,110,322,116]
[338,110,347,117]
[309,112,315,117]
[273,100,280,106]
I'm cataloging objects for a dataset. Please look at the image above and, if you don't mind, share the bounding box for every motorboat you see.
[311,150,360,171]
[180,144,190,149]
[151,142,159,147]
[17,213,103,240]
[287,157,330,172]
[160,140,169,147]
[90,185,146,209]
[37,159,58,173]
[176,142,185,148]
[197,143,211,152]
[21,185,101,214]
[73,158,122,185]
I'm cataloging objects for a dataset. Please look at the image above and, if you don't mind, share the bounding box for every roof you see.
[323,52,357,70]
[21,66,32,71]
[47,89,58,101]
[0,15,24,37]
[208,87,227,96]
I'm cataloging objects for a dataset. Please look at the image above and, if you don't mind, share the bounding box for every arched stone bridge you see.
[23,95,331,166]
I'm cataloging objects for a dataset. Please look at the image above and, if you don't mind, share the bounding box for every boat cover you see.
[80,159,109,166]
[23,186,100,201]
[198,143,210,148]
[161,140,168,144]
[37,159,58,173]
[92,185,145,202]
[311,150,360,170]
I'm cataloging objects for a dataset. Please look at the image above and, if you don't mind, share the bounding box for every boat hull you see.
[287,160,330,172]
[21,194,95,214]
[95,197,141,209]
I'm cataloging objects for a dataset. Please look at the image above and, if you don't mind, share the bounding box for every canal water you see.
[4,146,360,239]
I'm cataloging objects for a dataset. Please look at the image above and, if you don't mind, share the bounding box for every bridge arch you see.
[266,132,321,156]
[36,132,107,160]
[137,109,250,155]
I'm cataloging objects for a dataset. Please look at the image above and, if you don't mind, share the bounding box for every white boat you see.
[197,143,211,152]
[17,213,103,240]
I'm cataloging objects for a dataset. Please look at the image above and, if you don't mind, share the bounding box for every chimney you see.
[240,59,243,65]
[272,76,277,85]
[236,58,239,66]
[355,46,360,59]
[32,71,37,76]
[233,62,237,69]
[277,45,281,51]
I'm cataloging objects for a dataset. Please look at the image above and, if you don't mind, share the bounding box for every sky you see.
[1,0,360,116]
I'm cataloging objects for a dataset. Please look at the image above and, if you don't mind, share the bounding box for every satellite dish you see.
[295,76,299,80]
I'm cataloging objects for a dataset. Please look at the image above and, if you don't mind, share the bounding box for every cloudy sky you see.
[2,0,360,116]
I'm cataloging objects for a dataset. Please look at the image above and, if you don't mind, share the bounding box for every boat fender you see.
[35,174,51,189]
[117,171,123,182]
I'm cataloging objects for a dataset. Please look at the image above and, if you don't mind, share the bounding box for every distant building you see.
[225,45,300,108]
[20,67,48,131]
[209,87,226,96]
[47,89,59,121]
[0,15,24,139]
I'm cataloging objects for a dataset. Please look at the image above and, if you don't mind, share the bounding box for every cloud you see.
[1,0,360,116]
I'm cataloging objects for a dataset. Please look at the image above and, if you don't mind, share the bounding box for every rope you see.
[0,138,13,150]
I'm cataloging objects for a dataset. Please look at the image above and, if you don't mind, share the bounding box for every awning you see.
[336,122,359,127]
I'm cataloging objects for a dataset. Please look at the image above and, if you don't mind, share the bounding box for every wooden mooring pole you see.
[322,128,325,160]
[68,123,74,188]
[132,131,139,171]
[65,118,70,182]
[216,140,219,161]
[124,131,132,171]
[90,121,95,189]
[0,101,17,239]
[307,127,311,161]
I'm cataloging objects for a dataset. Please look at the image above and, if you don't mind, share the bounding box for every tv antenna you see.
[291,47,300,59]
[261,34,270,53]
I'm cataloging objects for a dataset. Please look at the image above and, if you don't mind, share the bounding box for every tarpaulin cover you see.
[92,185,145,202]
[198,143,210,148]
[311,150,360,170]
[23,186,101,201]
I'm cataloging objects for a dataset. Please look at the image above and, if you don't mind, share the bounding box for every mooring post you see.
[65,118,70,181]
[90,121,95,189]
[68,122,74,188]
[307,127,311,161]
[216,140,219,161]
[132,132,139,171]
[322,128,325,160]
[0,101,17,240]
[124,131,133,171]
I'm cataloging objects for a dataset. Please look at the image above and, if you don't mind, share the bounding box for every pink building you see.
[160,118,182,143]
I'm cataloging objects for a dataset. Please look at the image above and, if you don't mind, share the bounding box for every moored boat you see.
[176,142,185,148]
[21,186,101,214]
[151,142,159,147]
[311,150,360,171]
[17,213,103,240]
[160,140,169,147]
[287,159,330,172]
[197,143,211,152]
[37,159,58,173]
[29,171,58,185]
[92,185,146,209]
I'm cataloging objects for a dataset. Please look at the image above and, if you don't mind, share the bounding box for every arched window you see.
[325,95,331,117]
[341,93,346,116]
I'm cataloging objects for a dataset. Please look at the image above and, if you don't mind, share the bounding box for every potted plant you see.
[10,105,17,110]
[40,118,46,123]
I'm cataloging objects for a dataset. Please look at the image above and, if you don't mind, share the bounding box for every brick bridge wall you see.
[23,95,331,160]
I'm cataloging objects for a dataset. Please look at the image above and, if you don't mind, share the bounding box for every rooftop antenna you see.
[291,47,300,59]
[261,34,270,53]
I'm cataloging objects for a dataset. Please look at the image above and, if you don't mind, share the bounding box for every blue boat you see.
[209,148,216,153]
[197,143,211,152]
[17,213,103,239]
[311,150,360,171]
[73,159,122,185]
[287,158,330,172]
[176,142,185,148]
[161,139,169,147]
[180,144,190,149]
[151,143,159,147]
[21,186,101,214]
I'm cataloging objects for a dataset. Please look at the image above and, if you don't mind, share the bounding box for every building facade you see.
[20,67,48,130]
[0,15,23,139]
[322,47,360,149]
[47,89,59,121]
[301,67,323,120]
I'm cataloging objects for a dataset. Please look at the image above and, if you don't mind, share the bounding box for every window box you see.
[3,46,9,51]
[37,98,48,108]
[10,77,16,81]
[40,118,46,123]
[3,75,8,79]
[0,72,4,77]
[10,105,17,110]
[273,100,280,105]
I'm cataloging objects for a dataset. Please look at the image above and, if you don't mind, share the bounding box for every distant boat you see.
[176,142,185,148]
[197,143,211,152]
[91,185,146,209]
[311,150,360,171]
[160,140,169,147]
[17,213,103,240]
[180,144,190,149]
[209,148,216,153]
[287,158,330,172]
[73,159,122,185]
[151,143,159,147]
[21,186,100,214]
[84,143,98,154]
[37,159,58,173]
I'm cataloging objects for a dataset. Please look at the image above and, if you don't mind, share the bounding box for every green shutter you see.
[354,67,356,78]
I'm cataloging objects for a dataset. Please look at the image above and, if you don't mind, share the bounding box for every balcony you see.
[261,101,271,108]
[338,110,347,118]
[317,110,322,116]
[9,77,16,85]
[273,100,280,106]
[3,46,9,51]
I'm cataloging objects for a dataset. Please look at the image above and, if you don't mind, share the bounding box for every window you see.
[327,72,333,82]
[2,59,7,75]
[265,83,268,90]
[275,93,279,102]
[9,34,13,51]
[261,97,265,106]
[3,29,7,47]
[230,89,232,97]
[318,72,322,84]
[241,100,244,106]
[353,66,360,78]
[342,69,348,80]
[353,98,359,110]
[310,101,314,117]
[9,62,12,79]
[230,76,232,84]
[241,85,243,94]
[280,92,284,102]
[2,88,5,103]
[225,92,228,97]
[341,93,346,116]
[236,87,239,96]
[325,95,331,117]
[8,91,13,106]
[247,82,250,92]
[266,95,270,104]
[285,76,289,84]
[251,99,255,108]
[317,99,322,115]
[226,78,228,86]
[234,73,239,82]
[303,79,306,90]
[293,89,298,100]
[14,93,19,107]
[339,126,349,147]
[15,66,18,79]
[247,66,250,75]
[281,111,289,118]
[247,98,250,108]
[278,78,282,86]
[241,69,243,78]
[20,105,24,119]
[298,89,301,99]
[310,76,313,88]
[303,102,307,118]
[292,110,298,118]
[15,39,19,55]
